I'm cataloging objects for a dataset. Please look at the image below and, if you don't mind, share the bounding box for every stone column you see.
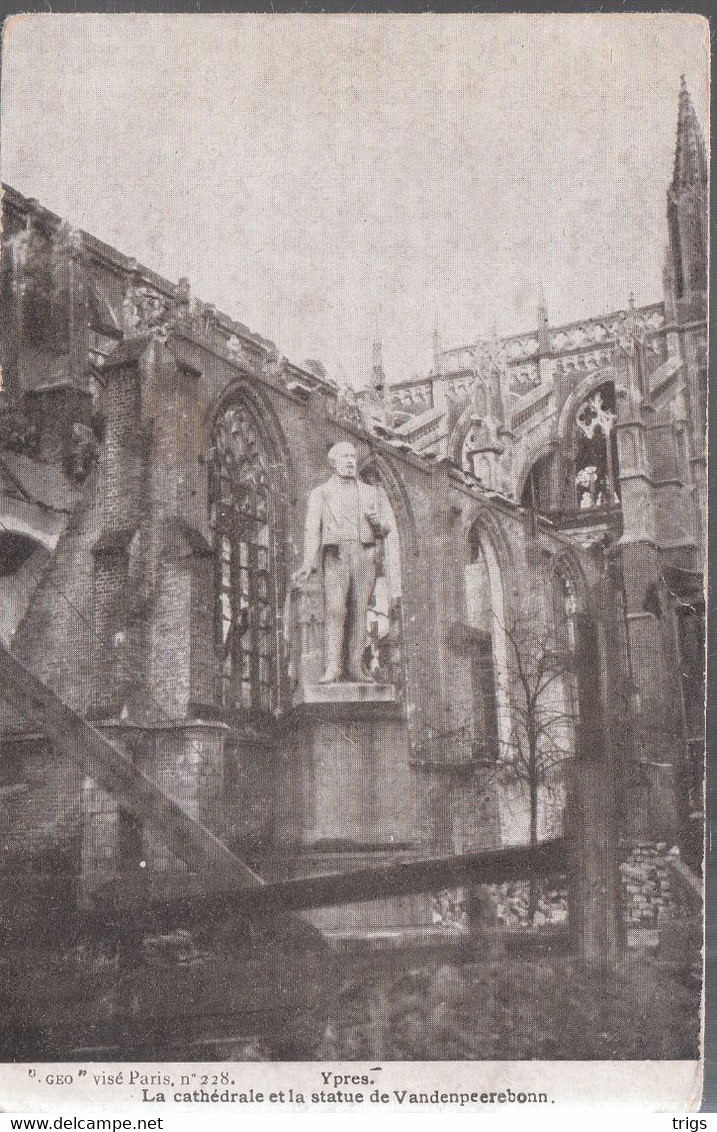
[91,336,153,718]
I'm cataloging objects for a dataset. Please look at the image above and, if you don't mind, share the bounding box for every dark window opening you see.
[521,452,554,513]
[209,405,281,717]
[676,601,705,746]
[675,600,705,872]
[471,628,499,762]
[466,532,500,763]
[552,569,578,717]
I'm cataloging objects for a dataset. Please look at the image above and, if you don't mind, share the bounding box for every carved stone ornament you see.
[261,346,289,383]
[336,383,365,429]
[225,335,256,370]
[123,284,174,342]
[471,336,509,428]
[576,391,617,439]
[613,305,661,358]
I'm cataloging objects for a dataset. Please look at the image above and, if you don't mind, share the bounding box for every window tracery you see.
[209,405,281,715]
[359,463,404,691]
[574,382,620,510]
[552,565,579,716]
[465,528,506,763]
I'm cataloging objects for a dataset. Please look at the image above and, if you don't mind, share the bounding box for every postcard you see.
[0,11,707,1115]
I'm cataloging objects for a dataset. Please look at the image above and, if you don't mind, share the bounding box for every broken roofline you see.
[1,182,338,399]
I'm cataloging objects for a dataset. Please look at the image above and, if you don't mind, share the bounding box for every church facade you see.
[0,81,705,940]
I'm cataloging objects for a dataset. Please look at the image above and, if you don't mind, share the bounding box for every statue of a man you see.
[295,441,392,684]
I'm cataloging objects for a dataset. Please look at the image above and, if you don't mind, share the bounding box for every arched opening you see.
[461,422,497,482]
[360,461,403,689]
[521,451,555,513]
[552,565,577,654]
[0,529,52,644]
[573,381,620,511]
[208,402,284,716]
[551,563,580,722]
[464,525,511,761]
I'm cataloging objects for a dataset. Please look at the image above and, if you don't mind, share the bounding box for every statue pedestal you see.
[277,692,408,847]
[279,578,425,935]
[293,681,396,708]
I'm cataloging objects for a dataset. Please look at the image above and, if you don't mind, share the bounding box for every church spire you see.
[371,338,386,394]
[671,74,708,191]
[432,325,442,375]
[537,283,550,354]
[371,309,386,395]
[664,76,707,321]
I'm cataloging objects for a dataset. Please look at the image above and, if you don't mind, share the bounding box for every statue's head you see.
[328,441,357,479]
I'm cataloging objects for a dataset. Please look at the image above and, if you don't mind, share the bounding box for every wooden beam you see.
[0,644,262,888]
[95,838,569,928]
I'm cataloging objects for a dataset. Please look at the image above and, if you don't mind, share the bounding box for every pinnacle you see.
[537,283,549,324]
[672,75,707,190]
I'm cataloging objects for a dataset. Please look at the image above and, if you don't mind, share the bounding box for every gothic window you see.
[552,569,577,654]
[209,405,282,715]
[359,464,403,691]
[521,452,554,513]
[574,382,620,510]
[552,566,578,716]
[465,528,507,762]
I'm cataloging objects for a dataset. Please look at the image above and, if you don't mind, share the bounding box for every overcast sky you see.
[1,13,709,386]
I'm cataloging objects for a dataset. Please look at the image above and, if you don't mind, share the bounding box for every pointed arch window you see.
[209,405,282,715]
[358,462,404,692]
[465,526,510,763]
[520,451,555,514]
[574,382,620,510]
[552,565,579,716]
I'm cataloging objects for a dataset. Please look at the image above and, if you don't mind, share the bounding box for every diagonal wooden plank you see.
[95,837,569,928]
[230,837,568,916]
[0,644,262,888]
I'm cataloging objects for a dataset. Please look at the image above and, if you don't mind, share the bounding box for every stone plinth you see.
[275,675,410,938]
[293,681,396,707]
[276,693,410,853]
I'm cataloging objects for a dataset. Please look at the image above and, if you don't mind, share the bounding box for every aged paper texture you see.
[0,10,708,1114]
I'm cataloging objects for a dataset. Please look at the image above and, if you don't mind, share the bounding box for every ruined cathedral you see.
[0,80,706,954]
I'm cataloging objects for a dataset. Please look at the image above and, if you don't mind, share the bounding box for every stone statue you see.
[295,441,392,684]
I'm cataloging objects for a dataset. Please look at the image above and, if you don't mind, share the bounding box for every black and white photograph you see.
[0,10,708,1112]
